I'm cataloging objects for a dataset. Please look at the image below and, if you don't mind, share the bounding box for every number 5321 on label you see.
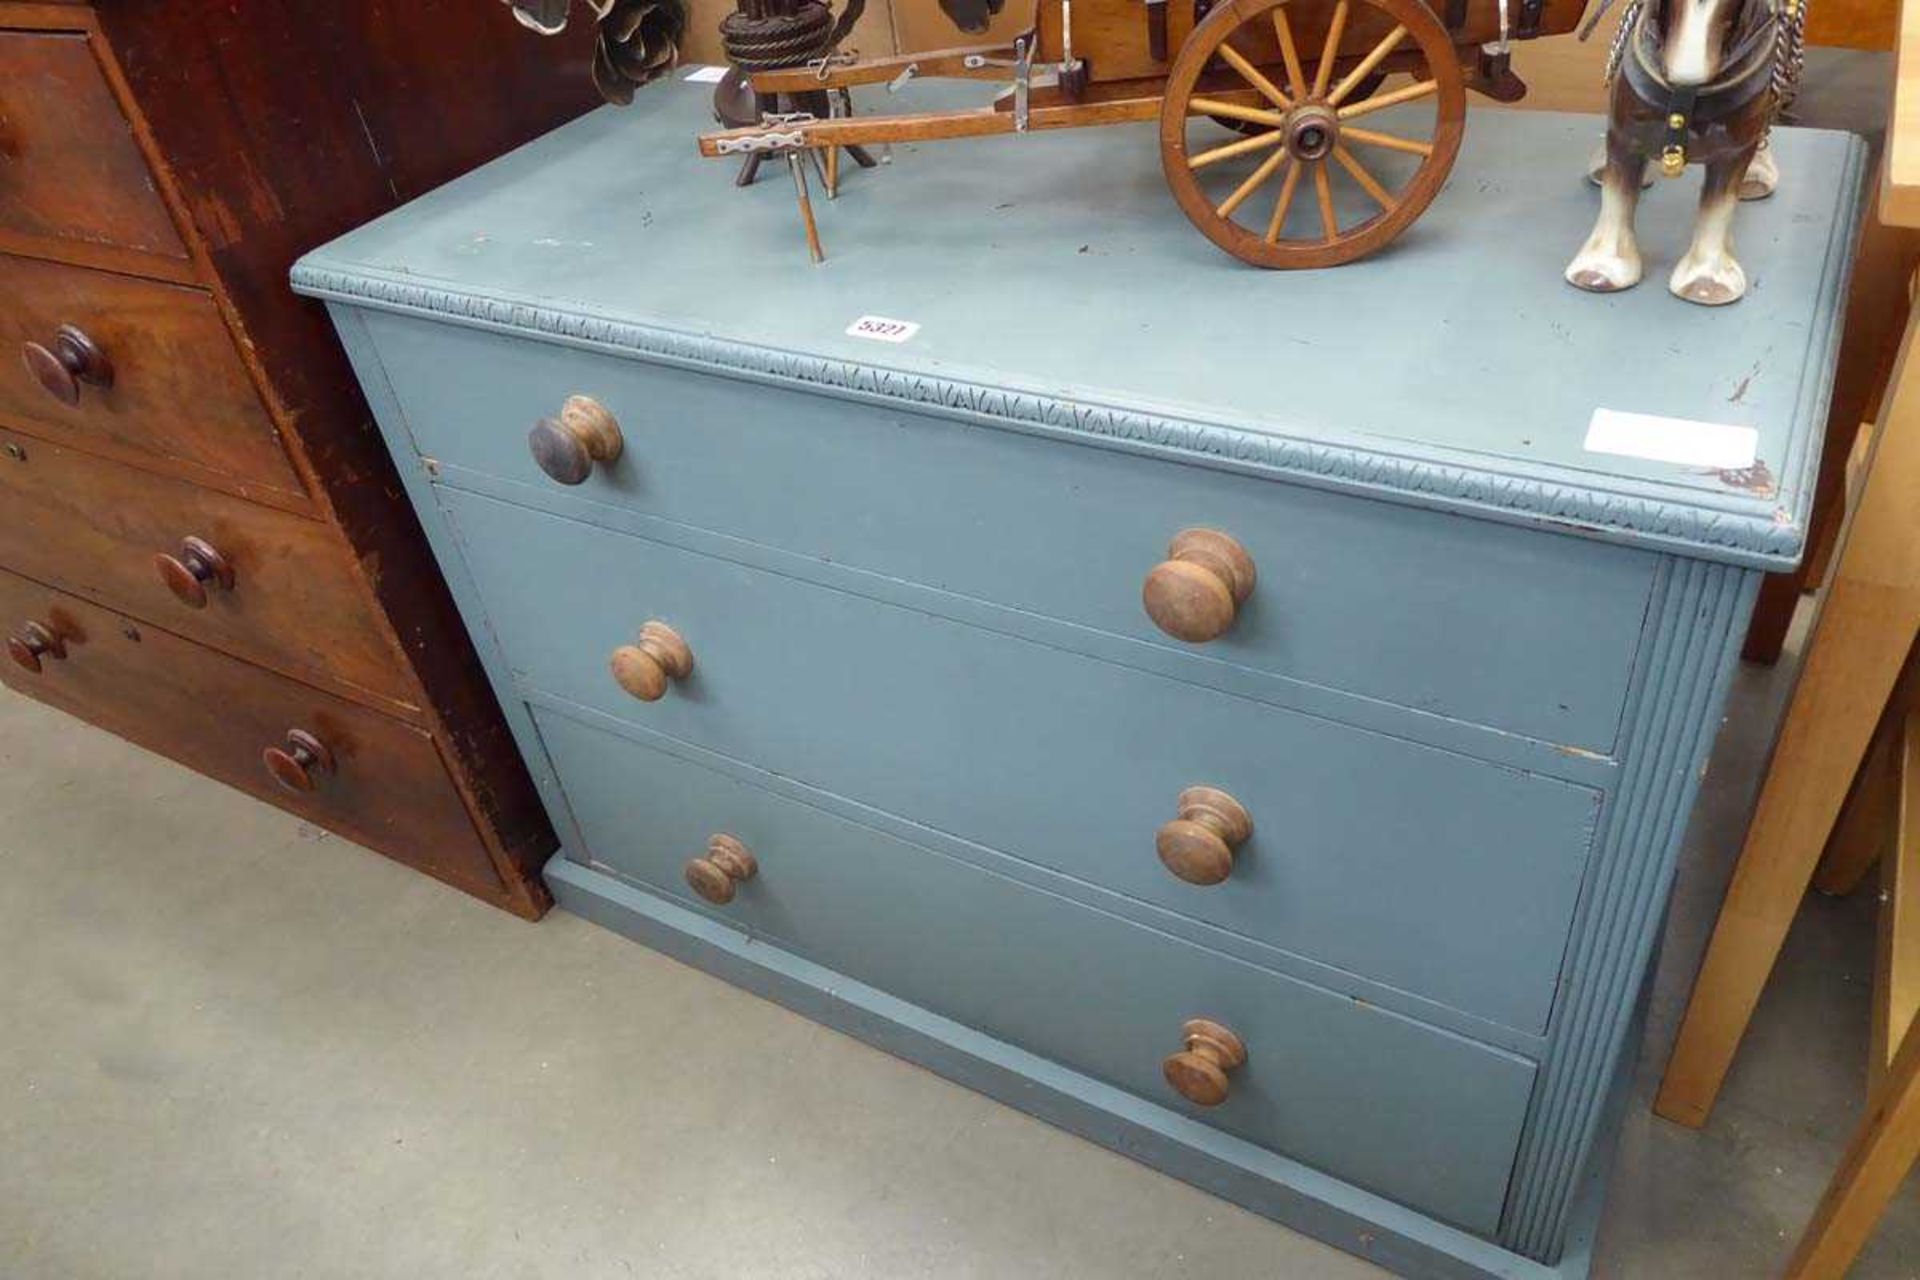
[845,315,921,344]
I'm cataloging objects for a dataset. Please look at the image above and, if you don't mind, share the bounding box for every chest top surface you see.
[294,77,1864,569]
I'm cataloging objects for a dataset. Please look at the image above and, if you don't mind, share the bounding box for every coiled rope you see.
[720,0,864,72]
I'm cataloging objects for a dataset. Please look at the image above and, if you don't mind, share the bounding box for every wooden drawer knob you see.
[610,621,692,701]
[262,729,335,794]
[22,324,113,407]
[528,395,623,485]
[154,536,235,609]
[685,833,757,904]
[1162,1017,1247,1107]
[6,621,66,674]
[1156,786,1252,885]
[1142,528,1256,643]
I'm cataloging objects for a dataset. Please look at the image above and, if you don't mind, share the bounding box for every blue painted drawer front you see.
[535,706,1535,1236]
[370,311,1655,753]
[445,489,1602,1034]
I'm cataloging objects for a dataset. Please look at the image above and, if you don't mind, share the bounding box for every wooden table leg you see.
[1657,590,1920,1127]
[1655,284,1920,1129]
[1742,214,1918,664]
[1871,706,1920,1094]
[1785,1019,1920,1279]
[1780,686,1920,1278]
[1815,715,1901,898]
[1743,424,1850,661]
[1789,731,1920,1280]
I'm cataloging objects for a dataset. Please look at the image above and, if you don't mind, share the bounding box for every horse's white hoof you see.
[1566,244,1644,293]
[1740,143,1778,201]
[1669,252,1747,306]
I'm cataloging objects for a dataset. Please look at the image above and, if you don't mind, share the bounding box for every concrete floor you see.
[2,49,1899,1273]
[4,35,1901,1280]
[2,612,1918,1280]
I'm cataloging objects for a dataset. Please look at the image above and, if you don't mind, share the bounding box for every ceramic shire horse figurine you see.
[1566,0,1803,305]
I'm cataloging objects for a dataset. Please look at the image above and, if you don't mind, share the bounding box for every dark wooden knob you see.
[684,833,757,904]
[6,621,66,674]
[610,621,692,701]
[528,395,623,484]
[154,536,235,609]
[22,324,113,407]
[262,729,335,794]
[1142,528,1256,643]
[1162,1018,1247,1107]
[1156,786,1253,885]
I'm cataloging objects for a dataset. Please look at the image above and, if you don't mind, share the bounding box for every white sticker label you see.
[846,315,921,344]
[1583,408,1759,470]
[682,64,728,83]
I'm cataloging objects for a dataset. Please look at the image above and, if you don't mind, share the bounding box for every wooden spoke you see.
[1216,43,1293,110]
[1337,78,1437,119]
[1189,128,1286,170]
[1328,24,1407,105]
[1342,124,1433,156]
[1157,0,1465,269]
[1332,143,1396,209]
[1312,159,1336,240]
[1188,96,1287,128]
[1311,0,1349,97]
[1218,150,1291,218]
[1264,159,1305,242]
[1272,6,1309,101]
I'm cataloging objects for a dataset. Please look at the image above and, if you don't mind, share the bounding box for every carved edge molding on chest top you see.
[289,234,1860,572]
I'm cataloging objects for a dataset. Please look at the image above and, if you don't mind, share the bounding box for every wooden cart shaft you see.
[702,40,1445,156]
[698,94,1162,157]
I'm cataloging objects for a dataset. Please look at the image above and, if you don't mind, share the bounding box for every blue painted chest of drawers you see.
[295,79,1861,1278]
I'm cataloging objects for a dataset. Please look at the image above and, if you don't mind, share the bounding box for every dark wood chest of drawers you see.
[0,0,598,916]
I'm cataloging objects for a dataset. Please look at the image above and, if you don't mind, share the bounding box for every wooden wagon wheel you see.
[1159,0,1466,268]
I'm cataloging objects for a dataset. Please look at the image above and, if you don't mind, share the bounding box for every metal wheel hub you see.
[1284,104,1340,161]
